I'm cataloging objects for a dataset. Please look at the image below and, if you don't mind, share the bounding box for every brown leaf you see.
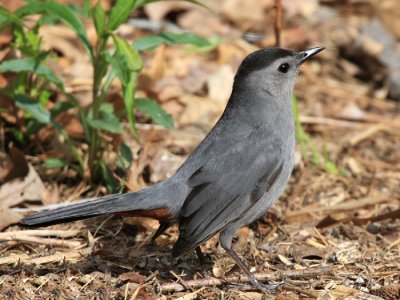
[207,65,234,103]
[42,184,60,205]
[0,160,46,229]
[221,0,266,31]
[149,148,185,182]
[56,112,84,138]
[179,8,230,37]
[290,242,330,263]
[144,1,192,21]
[178,95,223,130]
[1,147,29,184]
[0,206,22,231]
[118,271,147,284]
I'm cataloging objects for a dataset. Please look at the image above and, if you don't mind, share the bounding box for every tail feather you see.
[20,180,182,227]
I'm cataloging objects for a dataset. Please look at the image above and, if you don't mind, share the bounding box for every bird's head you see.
[233,47,324,100]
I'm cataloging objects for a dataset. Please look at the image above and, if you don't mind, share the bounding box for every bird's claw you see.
[251,278,287,292]
[226,278,286,292]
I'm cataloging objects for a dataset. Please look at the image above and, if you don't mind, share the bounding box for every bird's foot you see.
[226,278,286,292]
[249,277,286,292]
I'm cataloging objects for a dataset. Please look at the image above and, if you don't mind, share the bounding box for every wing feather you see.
[172,129,285,257]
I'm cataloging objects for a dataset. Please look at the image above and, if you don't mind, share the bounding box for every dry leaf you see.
[207,64,234,104]
[178,95,223,130]
[119,271,147,284]
[277,254,293,266]
[221,0,265,31]
[0,150,46,229]
[1,147,29,184]
[149,148,185,182]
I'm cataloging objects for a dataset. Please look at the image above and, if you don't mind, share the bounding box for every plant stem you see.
[88,39,105,178]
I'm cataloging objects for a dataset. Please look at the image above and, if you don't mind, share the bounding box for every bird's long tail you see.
[20,180,181,227]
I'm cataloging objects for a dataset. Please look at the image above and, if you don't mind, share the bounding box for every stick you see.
[159,267,332,293]
[285,194,391,218]
[0,229,80,239]
[274,0,282,47]
[0,246,93,265]
[2,234,82,249]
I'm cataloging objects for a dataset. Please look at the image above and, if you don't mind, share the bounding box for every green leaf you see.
[50,101,74,117]
[133,32,211,51]
[44,2,93,58]
[112,34,142,71]
[107,51,129,86]
[11,128,24,143]
[15,2,51,18]
[0,6,23,28]
[107,0,136,31]
[95,51,109,85]
[136,98,174,129]
[93,2,106,36]
[87,103,124,133]
[123,73,139,138]
[324,160,338,175]
[99,161,120,193]
[26,119,46,136]
[0,58,64,91]
[15,2,93,59]
[184,36,220,53]
[44,158,67,169]
[14,95,51,124]
[83,0,91,18]
[120,142,133,166]
[24,30,42,52]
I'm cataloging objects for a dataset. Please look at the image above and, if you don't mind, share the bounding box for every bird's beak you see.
[297,47,325,65]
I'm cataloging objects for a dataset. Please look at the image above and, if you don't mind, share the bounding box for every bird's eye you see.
[278,63,290,73]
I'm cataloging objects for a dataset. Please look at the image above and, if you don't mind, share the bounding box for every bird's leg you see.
[151,222,171,243]
[195,246,208,274]
[224,247,285,292]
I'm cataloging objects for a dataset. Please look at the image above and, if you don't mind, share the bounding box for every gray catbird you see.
[21,47,324,291]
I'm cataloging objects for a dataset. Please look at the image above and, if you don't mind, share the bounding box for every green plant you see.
[0,0,213,191]
[292,95,338,174]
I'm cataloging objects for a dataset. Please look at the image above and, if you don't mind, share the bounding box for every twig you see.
[80,274,97,291]
[169,270,193,292]
[285,194,392,218]
[129,284,143,300]
[274,0,282,47]
[159,267,332,293]
[0,229,80,239]
[124,282,130,300]
[34,274,53,293]
[0,246,93,265]
[299,115,400,129]
[2,234,82,249]
[349,124,386,146]
[93,214,114,237]
[299,115,369,128]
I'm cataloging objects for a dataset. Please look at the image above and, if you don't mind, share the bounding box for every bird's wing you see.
[172,130,285,257]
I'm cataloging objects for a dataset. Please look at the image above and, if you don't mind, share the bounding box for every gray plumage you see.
[21,47,324,291]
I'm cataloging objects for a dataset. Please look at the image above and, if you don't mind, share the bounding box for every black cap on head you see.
[237,48,295,77]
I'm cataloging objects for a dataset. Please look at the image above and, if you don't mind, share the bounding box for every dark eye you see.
[278,63,290,73]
